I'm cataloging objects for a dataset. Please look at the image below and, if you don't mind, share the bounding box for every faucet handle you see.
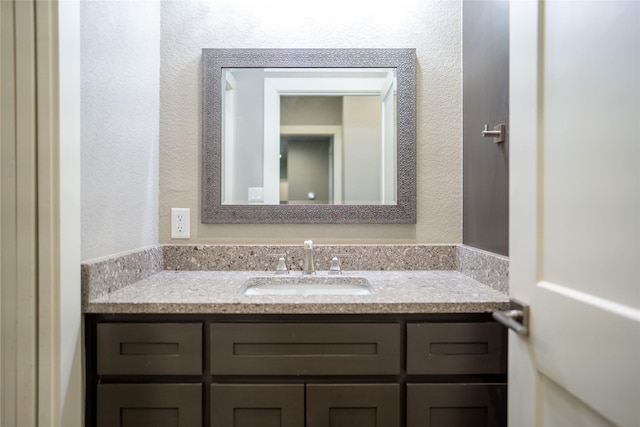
[267,254,288,274]
[328,254,352,275]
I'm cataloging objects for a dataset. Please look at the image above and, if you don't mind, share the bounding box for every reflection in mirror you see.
[222,69,397,205]
[202,49,416,223]
[280,133,333,204]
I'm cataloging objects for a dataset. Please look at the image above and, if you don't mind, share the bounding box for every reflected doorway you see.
[280,136,333,204]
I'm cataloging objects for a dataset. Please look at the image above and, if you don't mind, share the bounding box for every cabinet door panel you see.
[306,384,400,427]
[97,383,202,427]
[210,384,304,427]
[406,322,506,375]
[406,383,506,427]
[210,323,400,375]
[97,323,202,375]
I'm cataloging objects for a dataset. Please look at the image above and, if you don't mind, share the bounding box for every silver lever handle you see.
[328,257,342,275]
[493,298,529,335]
[267,254,288,274]
[482,123,506,143]
[328,254,352,275]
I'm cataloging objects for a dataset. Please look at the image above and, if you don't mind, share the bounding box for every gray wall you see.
[462,0,509,256]
[287,138,331,203]
[281,96,342,126]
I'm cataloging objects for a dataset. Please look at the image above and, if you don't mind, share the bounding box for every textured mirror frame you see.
[202,48,416,224]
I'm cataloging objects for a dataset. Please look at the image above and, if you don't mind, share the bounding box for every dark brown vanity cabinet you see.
[96,323,203,375]
[209,323,401,427]
[210,383,400,427]
[86,314,506,427]
[93,323,204,427]
[406,322,507,427]
[97,383,202,427]
[406,383,506,427]
[210,384,304,427]
[209,323,401,376]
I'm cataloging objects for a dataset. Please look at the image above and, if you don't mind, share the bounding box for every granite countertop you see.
[85,270,509,314]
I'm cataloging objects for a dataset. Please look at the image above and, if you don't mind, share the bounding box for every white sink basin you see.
[242,276,373,296]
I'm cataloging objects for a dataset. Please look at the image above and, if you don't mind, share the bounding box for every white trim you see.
[265,77,387,96]
[58,0,82,425]
[263,75,392,206]
[36,1,61,424]
[263,79,281,204]
[508,1,544,426]
[380,75,396,204]
[0,2,78,425]
[380,71,395,101]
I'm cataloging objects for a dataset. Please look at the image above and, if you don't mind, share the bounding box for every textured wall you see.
[81,1,160,261]
[160,0,462,244]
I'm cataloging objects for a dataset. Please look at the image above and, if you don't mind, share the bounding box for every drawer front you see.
[97,383,202,427]
[406,383,507,427]
[406,322,506,375]
[210,323,401,375]
[97,323,202,375]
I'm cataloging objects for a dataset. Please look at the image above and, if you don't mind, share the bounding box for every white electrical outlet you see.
[171,208,190,239]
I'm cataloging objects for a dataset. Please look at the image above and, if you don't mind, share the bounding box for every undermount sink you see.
[242,276,373,296]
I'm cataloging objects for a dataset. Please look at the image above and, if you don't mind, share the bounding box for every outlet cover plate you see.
[171,208,190,239]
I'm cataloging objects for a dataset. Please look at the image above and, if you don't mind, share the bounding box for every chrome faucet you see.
[302,240,316,275]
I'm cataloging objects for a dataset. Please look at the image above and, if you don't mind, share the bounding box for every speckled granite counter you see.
[84,270,509,314]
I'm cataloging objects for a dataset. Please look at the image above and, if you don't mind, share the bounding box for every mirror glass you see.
[221,68,397,205]
[202,49,416,223]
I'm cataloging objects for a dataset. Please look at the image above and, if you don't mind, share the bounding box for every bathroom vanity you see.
[83,264,509,427]
[86,313,506,427]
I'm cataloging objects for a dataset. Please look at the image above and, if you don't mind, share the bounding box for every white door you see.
[509,1,639,426]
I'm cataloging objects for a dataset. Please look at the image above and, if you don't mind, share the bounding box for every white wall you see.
[225,70,265,203]
[59,2,82,424]
[81,0,160,261]
[343,95,382,203]
[160,0,462,243]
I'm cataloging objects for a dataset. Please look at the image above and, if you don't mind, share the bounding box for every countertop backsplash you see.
[81,244,508,310]
[162,244,458,272]
[81,245,164,304]
[457,245,509,294]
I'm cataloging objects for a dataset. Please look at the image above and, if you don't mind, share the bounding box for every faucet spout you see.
[303,240,316,275]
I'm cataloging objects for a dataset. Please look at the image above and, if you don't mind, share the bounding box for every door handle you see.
[493,298,529,335]
[482,123,506,143]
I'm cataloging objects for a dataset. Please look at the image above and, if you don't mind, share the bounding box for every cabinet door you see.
[406,383,506,427]
[97,383,202,427]
[306,384,400,427]
[211,384,304,427]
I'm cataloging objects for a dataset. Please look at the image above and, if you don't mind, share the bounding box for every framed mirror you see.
[202,48,416,223]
